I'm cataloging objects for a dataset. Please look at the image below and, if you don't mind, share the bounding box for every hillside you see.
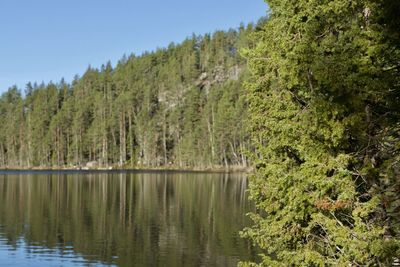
[0,24,255,169]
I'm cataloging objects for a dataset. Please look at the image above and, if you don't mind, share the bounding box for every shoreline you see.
[0,165,252,174]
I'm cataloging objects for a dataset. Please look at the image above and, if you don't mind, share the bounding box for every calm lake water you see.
[0,170,257,266]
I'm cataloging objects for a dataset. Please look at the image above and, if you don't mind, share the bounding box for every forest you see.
[0,24,255,169]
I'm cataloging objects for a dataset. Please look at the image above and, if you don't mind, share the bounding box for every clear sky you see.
[0,0,267,93]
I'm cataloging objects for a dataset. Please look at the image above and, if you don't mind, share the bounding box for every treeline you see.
[0,24,255,169]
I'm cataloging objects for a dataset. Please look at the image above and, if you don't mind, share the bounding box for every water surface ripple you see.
[0,171,257,266]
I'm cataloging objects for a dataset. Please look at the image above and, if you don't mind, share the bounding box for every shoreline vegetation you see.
[0,22,259,171]
[241,0,400,266]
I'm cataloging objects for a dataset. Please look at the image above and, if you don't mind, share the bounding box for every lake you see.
[0,170,257,266]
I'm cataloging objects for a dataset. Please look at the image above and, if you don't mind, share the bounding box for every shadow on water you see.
[0,171,258,266]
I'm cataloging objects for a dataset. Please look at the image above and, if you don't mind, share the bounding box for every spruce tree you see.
[241,0,400,265]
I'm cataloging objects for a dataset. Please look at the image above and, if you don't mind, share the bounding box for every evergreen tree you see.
[241,0,400,265]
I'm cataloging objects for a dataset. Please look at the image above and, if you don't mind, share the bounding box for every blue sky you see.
[0,0,267,93]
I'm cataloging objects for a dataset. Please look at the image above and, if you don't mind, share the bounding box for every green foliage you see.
[0,25,254,169]
[241,0,400,265]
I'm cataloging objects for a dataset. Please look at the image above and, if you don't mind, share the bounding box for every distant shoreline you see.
[0,165,252,174]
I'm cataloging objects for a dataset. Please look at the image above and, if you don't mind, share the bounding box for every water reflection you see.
[0,171,256,266]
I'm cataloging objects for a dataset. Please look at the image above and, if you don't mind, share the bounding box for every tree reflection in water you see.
[0,171,257,266]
